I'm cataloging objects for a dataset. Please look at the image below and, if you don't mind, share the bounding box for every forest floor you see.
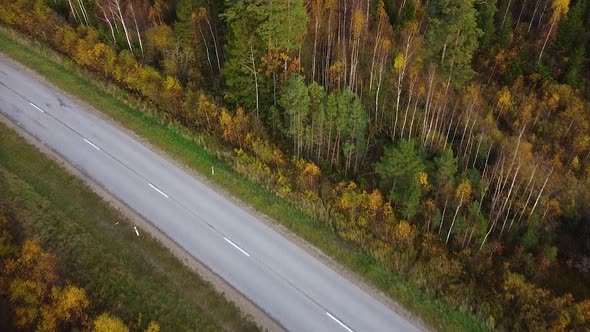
[0,27,487,332]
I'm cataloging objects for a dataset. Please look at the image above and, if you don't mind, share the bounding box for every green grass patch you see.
[0,123,259,331]
[0,28,488,331]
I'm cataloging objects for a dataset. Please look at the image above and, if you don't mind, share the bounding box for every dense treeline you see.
[1,0,589,330]
[0,206,159,332]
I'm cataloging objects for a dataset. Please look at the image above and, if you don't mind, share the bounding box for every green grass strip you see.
[0,28,488,332]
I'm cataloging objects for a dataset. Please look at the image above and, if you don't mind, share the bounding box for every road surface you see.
[0,58,420,332]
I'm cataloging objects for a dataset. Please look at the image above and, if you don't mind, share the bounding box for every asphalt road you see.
[0,58,420,332]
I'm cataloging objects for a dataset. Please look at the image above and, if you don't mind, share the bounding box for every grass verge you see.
[0,122,259,331]
[0,27,488,331]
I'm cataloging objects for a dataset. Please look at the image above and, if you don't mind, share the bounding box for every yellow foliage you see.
[377,0,388,20]
[278,184,292,198]
[549,311,571,332]
[145,321,161,332]
[302,161,321,189]
[277,173,289,186]
[351,10,366,38]
[196,93,221,129]
[234,147,245,158]
[338,194,351,211]
[497,87,512,110]
[146,24,174,53]
[91,43,117,75]
[38,306,58,332]
[455,180,472,202]
[546,199,561,217]
[368,190,384,215]
[573,136,590,157]
[9,279,40,328]
[383,202,394,220]
[571,156,580,171]
[502,273,577,330]
[5,240,59,298]
[418,171,429,189]
[250,138,273,164]
[4,242,68,330]
[272,148,284,167]
[346,181,357,191]
[393,221,414,247]
[138,66,164,102]
[546,91,560,110]
[113,51,140,88]
[380,39,392,53]
[93,313,129,332]
[49,285,89,324]
[328,60,344,87]
[74,38,94,67]
[393,53,405,73]
[552,0,570,16]
[573,299,590,323]
[77,25,99,46]
[53,26,78,56]
[425,199,436,212]
[303,162,320,178]
[162,76,183,111]
[222,107,250,146]
[220,109,234,142]
[164,75,181,92]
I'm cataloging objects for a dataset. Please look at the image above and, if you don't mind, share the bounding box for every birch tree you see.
[538,0,570,63]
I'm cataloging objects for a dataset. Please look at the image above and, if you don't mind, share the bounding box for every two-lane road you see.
[0,58,420,332]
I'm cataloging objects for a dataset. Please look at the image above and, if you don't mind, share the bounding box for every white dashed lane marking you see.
[83,138,101,151]
[148,183,169,198]
[224,237,250,257]
[326,312,354,332]
[29,102,45,113]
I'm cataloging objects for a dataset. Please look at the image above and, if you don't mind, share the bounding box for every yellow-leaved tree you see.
[538,0,570,63]
[93,313,130,332]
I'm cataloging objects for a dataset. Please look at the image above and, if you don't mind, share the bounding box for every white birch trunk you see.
[446,195,464,244]
[114,0,134,52]
[130,4,143,55]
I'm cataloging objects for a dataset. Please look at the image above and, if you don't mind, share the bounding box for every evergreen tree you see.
[307,81,327,161]
[257,0,308,51]
[375,140,426,218]
[175,0,207,46]
[425,0,483,86]
[475,0,497,52]
[279,74,310,158]
[434,149,458,190]
[222,0,308,116]
[222,0,267,114]
[555,0,589,87]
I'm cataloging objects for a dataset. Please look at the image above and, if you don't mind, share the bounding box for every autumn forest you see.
[1,0,590,330]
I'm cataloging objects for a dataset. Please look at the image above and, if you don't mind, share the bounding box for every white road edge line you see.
[83,138,101,151]
[148,183,169,198]
[29,102,45,113]
[224,237,250,257]
[326,312,354,332]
